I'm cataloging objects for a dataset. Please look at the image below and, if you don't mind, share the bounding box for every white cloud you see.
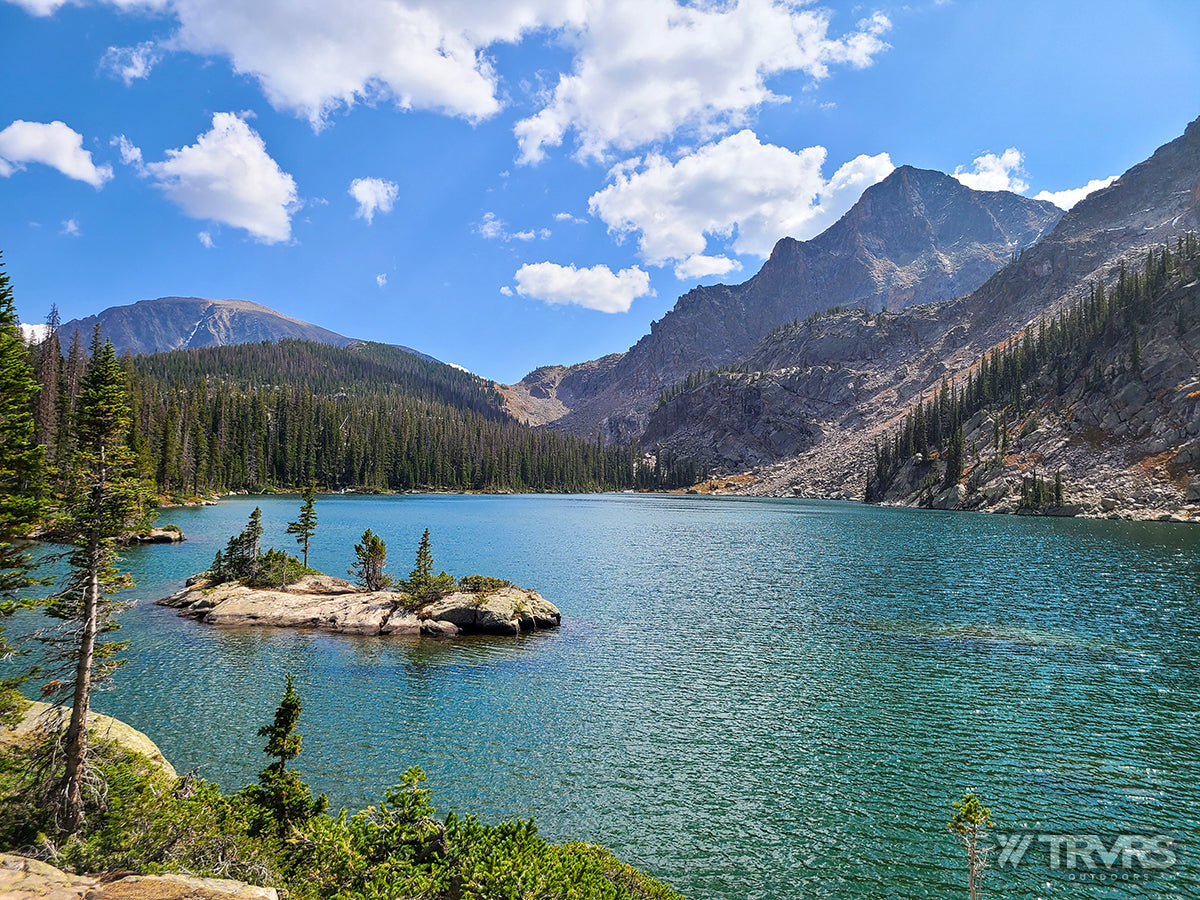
[0,120,113,187]
[1034,175,1119,210]
[588,130,894,274]
[499,285,513,296]
[376,273,387,287]
[554,211,585,224]
[142,112,299,243]
[478,211,505,240]
[952,148,1028,193]
[7,0,68,15]
[513,261,653,313]
[60,218,80,236]
[198,230,214,247]
[113,134,144,169]
[477,211,542,242]
[349,176,399,223]
[515,2,890,163]
[103,41,162,84]
[153,0,588,129]
[674,254,741,280]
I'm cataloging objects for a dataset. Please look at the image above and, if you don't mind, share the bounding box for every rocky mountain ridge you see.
[657,115,1200,518]
[503,166,1063,441]
[57,296,433,361]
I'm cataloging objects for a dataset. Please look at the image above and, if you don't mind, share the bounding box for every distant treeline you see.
[26,332,701,494]
[868,233,1200,501]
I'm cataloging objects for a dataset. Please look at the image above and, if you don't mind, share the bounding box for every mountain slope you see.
[58,296,433,361]
[647,115,1200,514]
[504,167,1062,440]
[60,296,354,355]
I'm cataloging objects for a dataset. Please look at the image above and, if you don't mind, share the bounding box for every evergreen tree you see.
[286,481,318,568]
[44,330,150,834]
[408,528,433,597]
[211,507,264,583]
[949,792,993,900]
[0,255,45,717]
[244,673,327,839]
[350,528,389,591]
[943,425,964,489]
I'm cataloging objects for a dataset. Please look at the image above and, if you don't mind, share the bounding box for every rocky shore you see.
[0,853,277,900]
[158,574,561,637]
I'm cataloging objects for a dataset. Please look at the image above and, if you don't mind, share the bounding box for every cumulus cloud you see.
[150,0,587,129]
[1034,175,1119,210]
[588,130,894,276]
[349,176,399,223]
[0,120,113,187]
[60,218,81,236]
[103,41,162,84]
[113,134,145,169]
[198,230,214,247]
[554,211,586,224]
[513,261,653,313]
[376,273,387,287]
[141,112,299,243]
[674,254,741,281]
[16,1,890,166]
[7,0,67,15]
[499,285,513,296]
[515,1,890,163]
[477,211,541,242]
[952,148,1028,193]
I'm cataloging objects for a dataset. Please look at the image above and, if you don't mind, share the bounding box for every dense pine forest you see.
[867,233,1200,502]
[26,329,702,496]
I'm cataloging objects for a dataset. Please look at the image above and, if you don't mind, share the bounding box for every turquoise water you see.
[10,494,1200,899]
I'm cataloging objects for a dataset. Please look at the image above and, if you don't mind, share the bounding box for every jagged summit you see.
[504,164,1063,439]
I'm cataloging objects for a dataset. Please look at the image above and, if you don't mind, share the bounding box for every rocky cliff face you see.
[653,115,1200,517]
[503,167,1062,440]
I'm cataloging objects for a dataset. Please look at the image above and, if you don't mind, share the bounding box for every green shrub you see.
[0,681,683,900]
[246,548,312,589]
[457,575,513,593]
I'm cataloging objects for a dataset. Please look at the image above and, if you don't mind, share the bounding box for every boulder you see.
[931,483,966,510]
[0,701,176,779]
[123,526,186,544]
[0,853,278,899]
[419,588,561,635]
[1186,476,1200,502]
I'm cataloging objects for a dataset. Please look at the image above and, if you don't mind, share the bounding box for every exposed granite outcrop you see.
[158,575,561,637]
[0,700,177,779]
[0,853,277,900]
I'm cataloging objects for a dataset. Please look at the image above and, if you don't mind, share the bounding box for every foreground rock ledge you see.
[158,574,561,637]
[0,853,277,900]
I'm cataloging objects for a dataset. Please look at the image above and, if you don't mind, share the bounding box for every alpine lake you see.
[11,494,1199,900]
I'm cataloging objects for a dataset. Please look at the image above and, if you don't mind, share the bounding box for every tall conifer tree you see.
[45,329,150,834]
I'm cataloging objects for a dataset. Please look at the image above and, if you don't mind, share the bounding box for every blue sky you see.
[1,0,1197,383]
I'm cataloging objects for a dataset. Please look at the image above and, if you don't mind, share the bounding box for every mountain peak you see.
[57,296,358,356]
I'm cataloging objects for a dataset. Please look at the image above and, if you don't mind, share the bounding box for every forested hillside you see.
[868,235,1200,509]
[27,333,702,495]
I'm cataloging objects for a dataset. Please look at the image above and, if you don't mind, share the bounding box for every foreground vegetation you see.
[0,685,680,900]
[0,254,680,897]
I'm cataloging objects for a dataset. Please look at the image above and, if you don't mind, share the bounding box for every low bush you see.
[457,575,513,593]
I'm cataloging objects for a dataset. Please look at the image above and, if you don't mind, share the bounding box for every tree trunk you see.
[60,538,99,835]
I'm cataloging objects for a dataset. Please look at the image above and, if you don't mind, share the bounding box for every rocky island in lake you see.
[159,573,561,637]
[159,506,560,637]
